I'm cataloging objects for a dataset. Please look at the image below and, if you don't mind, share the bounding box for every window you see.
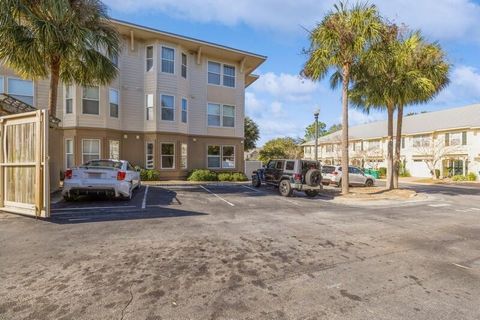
[181,53,187,78]
[222,105,235,127]
[82,139,100,163]
[222,146,235,169]
[161,94,174,121]
[146,94,154,120]
[161,47,175,74]
[110,53,118,67]
[8,78,33,105]
[207,145,221,168]
[449,132,462,146]
[161,143,175,169]
[181,98,187,123]
[223,65,235,87]
[267,161,276,169]
[207,103,221,126]
[181,143,187,169]
[285,161,295,171]
[0,76,4,93]
[276,161,284,170]
[413,135,430,148]
[208,61,221,85]
[109,140,120,160]
[146,46,153,72]
[109,89,119,118]
[462,131,467,145]
[65,139,74,169]
[146,142,154,169]
[208,104,235,127]
[326,144,333,153]
[369,140,381,149]
[82,86,99,115]
[65,85,73,114]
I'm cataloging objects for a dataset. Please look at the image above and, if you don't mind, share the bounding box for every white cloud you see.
[435,65,480,104]
[106,0,480,41]
[347,109,386,126]
[270,101,283,116]
[250,72,319,99]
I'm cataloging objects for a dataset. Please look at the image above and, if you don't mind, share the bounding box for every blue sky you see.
[105,0,480,145]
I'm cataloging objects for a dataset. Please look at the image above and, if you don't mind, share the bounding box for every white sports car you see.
[62,159,141,201]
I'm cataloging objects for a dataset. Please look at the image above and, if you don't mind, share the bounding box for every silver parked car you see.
[321,165,375,187]
[63,159,141,201]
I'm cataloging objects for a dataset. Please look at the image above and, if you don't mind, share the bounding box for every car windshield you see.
[80,160,122,169]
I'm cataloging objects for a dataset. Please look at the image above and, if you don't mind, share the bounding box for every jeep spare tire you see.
[305,169,321,187]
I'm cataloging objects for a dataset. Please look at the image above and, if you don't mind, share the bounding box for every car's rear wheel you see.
[305,190,319,198]
[252,174,261,188]
[365,179,374,187]
[279,179,293,197]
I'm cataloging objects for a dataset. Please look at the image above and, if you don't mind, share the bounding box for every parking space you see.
[50,183,338,223]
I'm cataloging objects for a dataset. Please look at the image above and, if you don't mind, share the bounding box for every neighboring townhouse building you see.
[0,19,266,182]
[302,104,480,179]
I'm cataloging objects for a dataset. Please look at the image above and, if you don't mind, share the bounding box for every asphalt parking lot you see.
[1,183,479,320]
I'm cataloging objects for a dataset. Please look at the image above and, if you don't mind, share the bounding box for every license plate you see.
[88,173,103,179]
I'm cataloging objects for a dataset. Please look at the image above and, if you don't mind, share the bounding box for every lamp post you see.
[314,109,320,163]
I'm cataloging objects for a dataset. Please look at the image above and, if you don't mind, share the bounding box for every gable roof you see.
[302,104,480,146]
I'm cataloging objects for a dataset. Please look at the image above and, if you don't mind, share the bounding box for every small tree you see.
[304,121,327,141]
[413,137,460,179]
[259,137,303,164]
[244,117,260,150]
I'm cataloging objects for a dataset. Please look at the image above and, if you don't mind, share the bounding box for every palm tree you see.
[302,1,383,195]
[350,28,449,189]
[392,36,449,188]
[0,0,120,117]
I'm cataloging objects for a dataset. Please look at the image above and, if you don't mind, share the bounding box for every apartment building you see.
[302,105,480,179]
[0,19,266,182]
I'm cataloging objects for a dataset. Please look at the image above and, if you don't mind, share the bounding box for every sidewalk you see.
[378,177,480,189]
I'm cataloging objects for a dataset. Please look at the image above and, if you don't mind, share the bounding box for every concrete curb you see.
[141,181,250,187]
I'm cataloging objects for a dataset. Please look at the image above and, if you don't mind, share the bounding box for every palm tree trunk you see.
[341,63,350,195]
[386,103,394,190]
[393,104,404,189]
[48,58,60,118]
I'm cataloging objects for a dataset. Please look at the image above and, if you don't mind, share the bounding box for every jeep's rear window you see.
[322,166,335,174]
[302,161,318,170]
[285,161,295,170]
[81,160,122,169]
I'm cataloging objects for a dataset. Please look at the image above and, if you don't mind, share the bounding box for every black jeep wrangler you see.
[252,159,322,197]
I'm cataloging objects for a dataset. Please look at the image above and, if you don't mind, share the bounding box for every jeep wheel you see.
[305,190,319,198]
[252,174,261,188]
[305,169,322,187]
[279,180,293,197]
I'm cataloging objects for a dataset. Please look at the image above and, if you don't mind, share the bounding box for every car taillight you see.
[117,171,126,181]
[65,169,72,179]
[333,171,338,176]
[293,173,302,181]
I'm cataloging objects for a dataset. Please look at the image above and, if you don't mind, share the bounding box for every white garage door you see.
[409,160,430,178]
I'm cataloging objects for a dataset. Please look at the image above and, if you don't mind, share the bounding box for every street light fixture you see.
[314,109,320,164]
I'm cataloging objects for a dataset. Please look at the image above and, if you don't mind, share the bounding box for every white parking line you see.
[52,206,136,212]
[428,203,451,207]
[199,185,235,207]
[243,185,301,206]
[142,185,149,209]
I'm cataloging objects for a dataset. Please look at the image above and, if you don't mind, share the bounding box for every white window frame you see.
[146,142,154,169]
[160,142,175,169]
[207,145,221,169]
[65,139,74,169]
[207,60,236,88]
[109,88,119,118]
[181,143,187,169]
[181,98,187,123]
[65,85,74,114]
[207,102,235,128]
[0,76,4,94]
[223,64,236,88]
[181,53,187,79]
[449,132,462,146]
[160,94,175,121]
[81,139,101,164]
[221,145,236,169]
[161,46,175,74]
[7,77,34,106]
[222,105,235,128]
[81,86,100,116]
[146,45,154,72]
[109,140,120,160]
[146,93,154,121]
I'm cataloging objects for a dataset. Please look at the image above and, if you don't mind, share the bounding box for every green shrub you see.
[140,169,161,181]
[231,172,248,181]
[217,172,234,181]
[187,169,218,181]
[467,172,477,181]
[378,167,387,178]
[399,169,411,177]
[452,175,467,182]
